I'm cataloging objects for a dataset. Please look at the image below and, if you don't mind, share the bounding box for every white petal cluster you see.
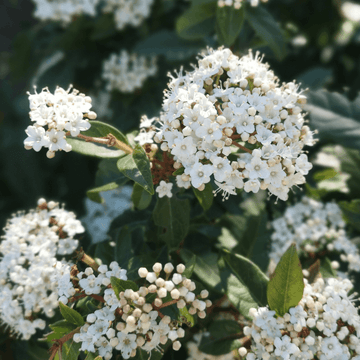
[218,0,268,9]
[271,197,360,272]
[102,50,157,93]
[102,0,154,30]
[241,277,360,360]
[31,0,99,25]
[186,333,236,360]
[0,198,83,340]
[156,180,173,198]
[156,48,315,201]
[60,262,211,359]
[24,86,96,158]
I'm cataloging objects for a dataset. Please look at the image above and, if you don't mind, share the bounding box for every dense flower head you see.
[155,48,315,201]
[270,197,360,272]
[218,0,268,9]
[31,0,99,25]
[240,277,360,360]
[102,50,157,93]
[59,261,211,359]
[0,198,83,339]
[186,333,236,360]
[24,85,96,158]
[102,0,154,30]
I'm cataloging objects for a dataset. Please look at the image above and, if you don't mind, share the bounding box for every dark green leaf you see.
[320,257,337,278]
[132,182,153,210]
[182,254,196,278]
[117,144,154,195]
[267,244,304,316]
[223,250,269,315]
[246,6,287,60]
[339,199,360,231]
[198,320,242,355]
[59,302,85,326]
[115,226,133,269]
[110,277,139,299]
[216,6,245,46]
[67,121,129,158]
[153,196,190,250]
[176,3,216,40]
[193,183,214,211]
[305,91,360,149]
[341,149,360,198]
[57,340,81,360]
[91,13,116,40]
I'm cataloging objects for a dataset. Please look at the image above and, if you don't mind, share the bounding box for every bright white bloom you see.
[31,0,98,25]
[102,0,154,30]
[0,199,82,339]
[102,50,157,93]
[217,0,268,10]
[242,277,360,360]
[152,48,315,201]
[24,86,95,158]
[270,197,360,273]
[156,181,173,198]
[65,261,210,359]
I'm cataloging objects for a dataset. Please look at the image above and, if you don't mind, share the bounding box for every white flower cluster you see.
[59,261,211,359]
[31,0,99,25]
[271,197,360,272]
[102,0,154,30]
[0,198,84,340]
[218,0,268,9]
[102,50,157,93]
[24,86,96,159]
[240,277,360,360]
[156,48,315,201]
[186,333,236,360]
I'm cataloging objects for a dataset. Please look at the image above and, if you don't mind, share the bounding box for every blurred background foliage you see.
[1,0,360,357]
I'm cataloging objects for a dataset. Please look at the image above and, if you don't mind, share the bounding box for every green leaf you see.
[320,257,337,278]
[57,340,81,360]
[134,30,205,60]
[181,249,222,292]
[67,121,129,158]
[153,196,190,250]
[85,353,103,360]
[117,144,154,195]
[216,6,245,46]
[87,181,124,203]
[179,306,195,327]
[313,168,338,181]
[246,6,286,60]
[176,3,216,40]
[305,91,360,149]
[110,277,139,299]
[182,254,196,278]
[193,183,214,211]
[59,302,85,326]
[223,250,269,315]
[49,319,78,334]
[132,182,153,210]
[198,320,242,355]
[339,199,360,231]
[91,13,116,40]
[267,244,304,316]
[115,226,133,269]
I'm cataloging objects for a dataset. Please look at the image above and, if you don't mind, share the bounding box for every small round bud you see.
[188,306,196,315]
[197,184,205,191]
[46,150,55,159]
[110,337,119,347]
[198,311,206,319]
[146,272,157,283]
[248,107,256,116]
[154,298,162,307]
[241,132,249,141]
[239,347,247,357]
[164,263,174,274]
[254,115,262,124]
[177,299,186,308]
[176,264,185,274]
[171,119,180,128]
[173,162,182,169]
[155,278,165,287]
[86,314,97,323]
[217,115,227,125]
[160,142,169,151]
[136,336,145,347]
[171,289,180,299]
[173,341,181,351]
[153,262,162,273]
[87,111,97,120]
[116,322,125,331]
[200,290,209,299]
[157,288,167,298]
[148,284,157,293]
[138,267,148,278]
[240,79,248,88]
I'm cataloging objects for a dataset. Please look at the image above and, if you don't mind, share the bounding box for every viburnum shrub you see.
[2,38,358,360]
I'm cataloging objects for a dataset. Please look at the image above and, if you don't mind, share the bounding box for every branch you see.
[75,248,99,271]
[232,141,252,154]
[48,327,80,360]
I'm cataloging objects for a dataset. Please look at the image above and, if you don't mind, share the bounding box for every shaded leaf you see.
[193,183,214,211]
[132,182,153,210]
[267,244,304,316]
[110,277,139,299]
[320,257,337,278]
[59,302,84,326]
[216,6,245,46]
[339,199,360,231]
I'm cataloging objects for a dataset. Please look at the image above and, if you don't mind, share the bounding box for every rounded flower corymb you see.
[24,85,96,158]
[155,47,316,201]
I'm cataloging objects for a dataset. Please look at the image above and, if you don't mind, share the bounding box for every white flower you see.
[156,181,173,198]
[24,126,50,152]
[295,154,313,175]
[274,335,299,359]
[189,162,213,188]
[102,50,157,93]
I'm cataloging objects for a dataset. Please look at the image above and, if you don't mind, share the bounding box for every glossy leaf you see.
[153,196,190,250]
[267,244,304,316]
[132,182,153,210]
[59,302,84,326]
[192,183,213,211]
[117,144,154,195]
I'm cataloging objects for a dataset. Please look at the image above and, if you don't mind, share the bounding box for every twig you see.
[232,141,252,154]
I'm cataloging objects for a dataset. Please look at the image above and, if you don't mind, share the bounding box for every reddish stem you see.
[232,141,252,154]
